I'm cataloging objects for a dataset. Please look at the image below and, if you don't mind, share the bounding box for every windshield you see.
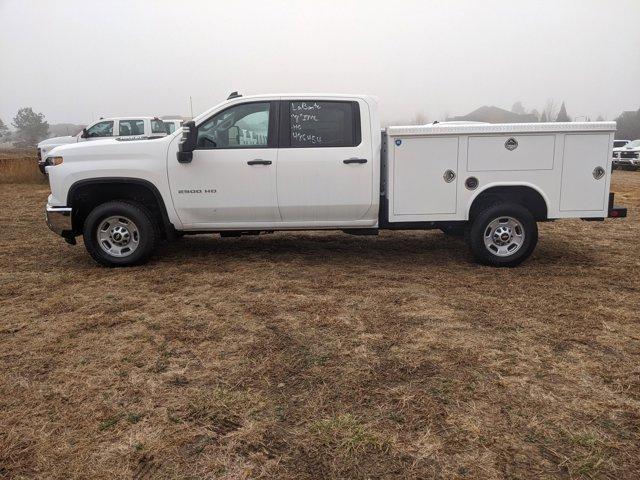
[626,140,640,148]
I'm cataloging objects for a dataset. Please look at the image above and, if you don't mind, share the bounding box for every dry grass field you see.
[0,149,45,185]
[1,153,639,479]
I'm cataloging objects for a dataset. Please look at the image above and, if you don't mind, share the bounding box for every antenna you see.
[227,91,242,100]
[189,96,194,119]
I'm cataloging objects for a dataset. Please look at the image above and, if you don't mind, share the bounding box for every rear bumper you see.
[608,193,627,218]
[45,204,73,236]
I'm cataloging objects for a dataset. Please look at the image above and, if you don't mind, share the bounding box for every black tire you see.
[439,224,466,237]
[83,201,158,267]
[466,203,538,267]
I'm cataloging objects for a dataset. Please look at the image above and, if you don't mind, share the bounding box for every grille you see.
[620,151,639,159]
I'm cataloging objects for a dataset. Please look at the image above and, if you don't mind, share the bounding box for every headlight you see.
[48,156,64,166]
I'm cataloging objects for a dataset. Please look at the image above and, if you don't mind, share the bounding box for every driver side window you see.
[196,102,270,149]
[86,121,114,138]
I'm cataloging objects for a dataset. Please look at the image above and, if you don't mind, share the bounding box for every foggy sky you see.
[1,0,639,126]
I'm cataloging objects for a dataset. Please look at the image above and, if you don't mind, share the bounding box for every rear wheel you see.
[466,203,538,267]
[83,201,157,267]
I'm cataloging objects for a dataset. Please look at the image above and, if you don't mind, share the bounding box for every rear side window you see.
[151,119,165,134]
[287,101,360,148]
[165,122,176,134]
[119,120,144,136]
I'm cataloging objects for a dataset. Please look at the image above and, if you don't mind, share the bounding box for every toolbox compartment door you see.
[393,136,458,215]
[560,133,609,211]
[467,134,555,172]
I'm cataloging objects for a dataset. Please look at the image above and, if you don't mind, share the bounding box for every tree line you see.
[510,100,640,139]
[511,100,587,123]
[0,107,49,147]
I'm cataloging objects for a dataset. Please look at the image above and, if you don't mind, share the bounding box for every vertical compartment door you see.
[560,134,609,212]
[393,136,458,215]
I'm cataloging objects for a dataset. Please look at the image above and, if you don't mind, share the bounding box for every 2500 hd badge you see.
[177,189,217,194]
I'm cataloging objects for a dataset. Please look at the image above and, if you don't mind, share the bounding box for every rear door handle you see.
[343,158,368,164]
[247,159,272,165]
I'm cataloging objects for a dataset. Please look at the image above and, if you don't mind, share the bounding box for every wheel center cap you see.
[493,226,513,245]
[110,226,130,246]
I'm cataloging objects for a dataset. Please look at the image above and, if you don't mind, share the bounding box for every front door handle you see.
[343,158,368,164]
[247,159,272,165]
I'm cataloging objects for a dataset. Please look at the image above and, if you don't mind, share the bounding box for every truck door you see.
[115,119,145,139]
[168,101,281,227]
[276,99,373,223]
[82,120,114,142]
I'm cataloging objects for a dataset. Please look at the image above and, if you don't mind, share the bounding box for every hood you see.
[50,135,172,163]
[38,135,78,148]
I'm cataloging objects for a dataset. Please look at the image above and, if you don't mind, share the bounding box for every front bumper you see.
[612,153,640,166]
[37,148,48,174]
[45,204,74,239]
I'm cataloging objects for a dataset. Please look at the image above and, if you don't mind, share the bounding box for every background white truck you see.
[44,93,626,267]
[612,139,640,170]
[37,116,167,172]
[161,119,184,135]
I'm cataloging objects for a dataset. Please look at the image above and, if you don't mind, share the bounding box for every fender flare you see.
[465,181,550,220]
[67,177,175,234]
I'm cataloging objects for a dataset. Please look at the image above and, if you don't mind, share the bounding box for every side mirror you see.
[228,125,240,146]
[80,128,88,139]
[177,121,197,164]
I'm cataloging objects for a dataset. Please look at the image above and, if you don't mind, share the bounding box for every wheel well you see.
[68,179,173,237]
[469,186,548,221]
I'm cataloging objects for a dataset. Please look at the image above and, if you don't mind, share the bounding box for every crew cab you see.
[44,93,627,267]
[612,139,640,170]
[37,117,167,173]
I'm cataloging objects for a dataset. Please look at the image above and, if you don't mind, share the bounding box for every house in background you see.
[448,106,539,123]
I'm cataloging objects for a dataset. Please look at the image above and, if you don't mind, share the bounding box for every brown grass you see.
[0,153,639,479]
[0,149,46,184]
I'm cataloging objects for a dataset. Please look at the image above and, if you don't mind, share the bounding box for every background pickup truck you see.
[43,93,627,267]
[37,116,167,173]
[162,119,184,135]
[612,139,640,170]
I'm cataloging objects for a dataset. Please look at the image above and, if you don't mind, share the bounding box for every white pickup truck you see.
[37,116,167,173]
[44,93,627,267]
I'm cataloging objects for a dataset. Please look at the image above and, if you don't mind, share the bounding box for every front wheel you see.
[466,203,538,267]
[83,201,158,267]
